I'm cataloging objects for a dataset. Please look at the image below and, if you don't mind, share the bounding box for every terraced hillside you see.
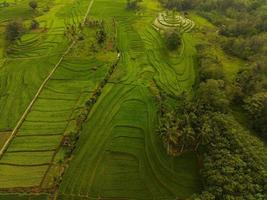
[0,0,200,199]
[0,56,114,188]
[59,0,200,199]
[0,0,115,192]
[0,0,91,130]
[153,12,195,33]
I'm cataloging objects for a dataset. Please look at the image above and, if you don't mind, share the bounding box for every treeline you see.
[156,0,267,199]
[158,71,267,200]
[161,0,267,59]
[159,0,267,139]
[191,113,267,200]
[160,0,267,60]
[158,26,267,199]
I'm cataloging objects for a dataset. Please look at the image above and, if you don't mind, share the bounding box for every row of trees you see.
[160,0,267,60]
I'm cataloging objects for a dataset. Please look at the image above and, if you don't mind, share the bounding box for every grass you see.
[0,193,49,200]
[0,132,11,149]
[0,56,61,130]
[0,0,265,199]
[7,135,62,152]
[0,151,54,165]
[0,0,116,190]
[1,0,200,197]
[59,0,200,199]
[0,165,48,188]
[59,84,200,199]
[0,0,92,131]
[0,54,114,188]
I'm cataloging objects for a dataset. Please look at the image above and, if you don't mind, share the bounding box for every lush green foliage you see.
[165,31,181,50]
[29,0,38,10]
[30,19,39,29]
[5,20,24,41]
[59,0,200,199]
[0,0,267,199]
[126,0,141,10]
[96,25,106,44]
[197,44,224,81]
[244,92,267,138]
[196,114,266,200]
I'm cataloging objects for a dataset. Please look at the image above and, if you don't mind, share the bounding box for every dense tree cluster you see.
[192,114,267,200]
[5,20,25,41]
[157,0,267,199]
[160,0,267,60]
[158,100,212,156]
[243,92,267,138]
[161,0,267,141]
[222,33,267,60]
[160,0,194,11]
[196,44,224,81]
[231,58,267,138]
[165,31,181,51]
[159,79,229,155]
[159,77,267,199]
[201,0,267,60]
[158,47,266,200]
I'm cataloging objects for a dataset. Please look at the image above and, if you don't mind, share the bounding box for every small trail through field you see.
[0,0,95,157]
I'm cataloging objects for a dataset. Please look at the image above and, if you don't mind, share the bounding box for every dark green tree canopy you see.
[5,20,24,41]
[29,0,37,10]
[165,31,181,51]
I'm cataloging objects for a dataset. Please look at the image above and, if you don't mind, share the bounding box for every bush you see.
[5,20,24,41]
[30,19,39,29]
[197,79,229,113]
[222,34,266,60]
[96,27,106,44]
[29,0,37,10]
[126,0,141,10]
[243,92,267,138]
[165,31,181,51]
[43,6,50,12]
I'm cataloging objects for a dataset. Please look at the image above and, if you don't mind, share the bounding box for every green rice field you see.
[2,0,263,199]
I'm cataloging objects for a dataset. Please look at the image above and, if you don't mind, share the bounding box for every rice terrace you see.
[0,0,267,199]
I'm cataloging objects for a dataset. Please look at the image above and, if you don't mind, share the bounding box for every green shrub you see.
[29,0,37,10]
[30,19,39,30]
[5,20,25,41]
[165,31,181,51]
